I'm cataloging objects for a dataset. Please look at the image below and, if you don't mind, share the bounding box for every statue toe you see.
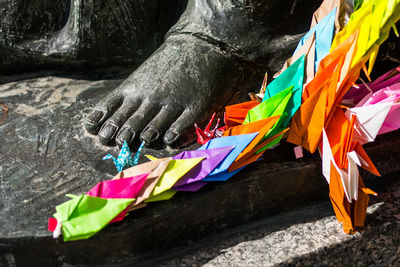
[84,95,123,134]
[139,106,182,145]
[164,109,200,146]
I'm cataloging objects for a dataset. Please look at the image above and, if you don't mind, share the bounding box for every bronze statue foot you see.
[84,0,321,147]
[84,34,256,147]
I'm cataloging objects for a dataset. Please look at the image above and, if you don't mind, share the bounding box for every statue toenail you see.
[84,110,105,134]
[99,123,118,144]
[140,127,159,143]
[164,130,179,144]
[118,128,135,145]
[85,110,104,124]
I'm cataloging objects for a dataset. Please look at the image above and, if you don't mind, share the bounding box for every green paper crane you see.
[244,85,293,152]
[52,194,134,241]
[262,55,305,127]
[243,55,305,153]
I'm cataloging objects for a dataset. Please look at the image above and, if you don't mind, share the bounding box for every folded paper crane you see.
[343,67,400,105]
[103,140,145,172]
[223,117,280,171]
[224,100,260,129]
[195,113,225,145]
[345,102,392,144]
[113,158,171,208]
[50,194,134,241]
[199,133,258,181]
[86,173,149,222]
[294,8,337,73]
[87,173,149,199]
[244,86,294,151]
[352,78,400,135]
[171,146,234,191]
[146,157,205,200]
[262,56,305,128]
[322,129,377,234]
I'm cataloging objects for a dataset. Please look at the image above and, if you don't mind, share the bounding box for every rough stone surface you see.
[0,75,186,240]
[0,76,399,266]
[158,174,400,266]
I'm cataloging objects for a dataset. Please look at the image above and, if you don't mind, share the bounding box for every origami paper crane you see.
[50,194,134,241]
[366,67,400,92]
[331,0,400,73]
[345,66,400,105]
[195,113,225,145]
[321,129,377,234]
[314,0,351,29]
[224,100,260,129]
[328,159,376,234]
[171,146,234,190]
[229,128,289,170]
[197,133,257,181]
[113,158,171,207]
[148,157,205,199]
[287,31,359,153]
[86,173,148,222]
[293,8,336,72]
[103,140,144,172]
[145,190,177,202]
[87,173,148,199]
[222,117,280,171]
[245,86,292,127]
[223,117,279,137]
[353,82,400,135]
[275,32,316,85]
[244,86,293,151]
[345,102,392,144]
[262,56,305,127]
[320,108,380,205]
[324,108,380,175]
[112,158,169,180]
[321,129,359,201]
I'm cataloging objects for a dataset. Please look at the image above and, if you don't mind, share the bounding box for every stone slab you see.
[158,174,400,266]
[0,76,399,266]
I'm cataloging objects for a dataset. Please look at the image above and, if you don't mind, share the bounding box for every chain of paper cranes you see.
[48,0,400,241]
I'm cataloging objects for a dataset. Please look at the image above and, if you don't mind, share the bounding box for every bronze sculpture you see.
[1,0,399,147]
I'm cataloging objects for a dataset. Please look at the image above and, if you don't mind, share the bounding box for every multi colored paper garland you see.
[49,0,400,240]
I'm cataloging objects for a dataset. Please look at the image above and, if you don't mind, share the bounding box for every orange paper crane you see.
[224,100,260,129]
[328,161,377,234]
[222,116,280,172]
[228,128,289,172]
[324,108,380,176]
[287,30,360,153]
[322,109,379,234]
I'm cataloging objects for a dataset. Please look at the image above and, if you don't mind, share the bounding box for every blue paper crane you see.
[103,140,145,172]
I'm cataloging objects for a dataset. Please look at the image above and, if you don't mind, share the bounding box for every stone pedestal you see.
[0,76,399,265]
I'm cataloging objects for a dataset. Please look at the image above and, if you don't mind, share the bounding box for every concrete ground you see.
[152,174,400,266]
